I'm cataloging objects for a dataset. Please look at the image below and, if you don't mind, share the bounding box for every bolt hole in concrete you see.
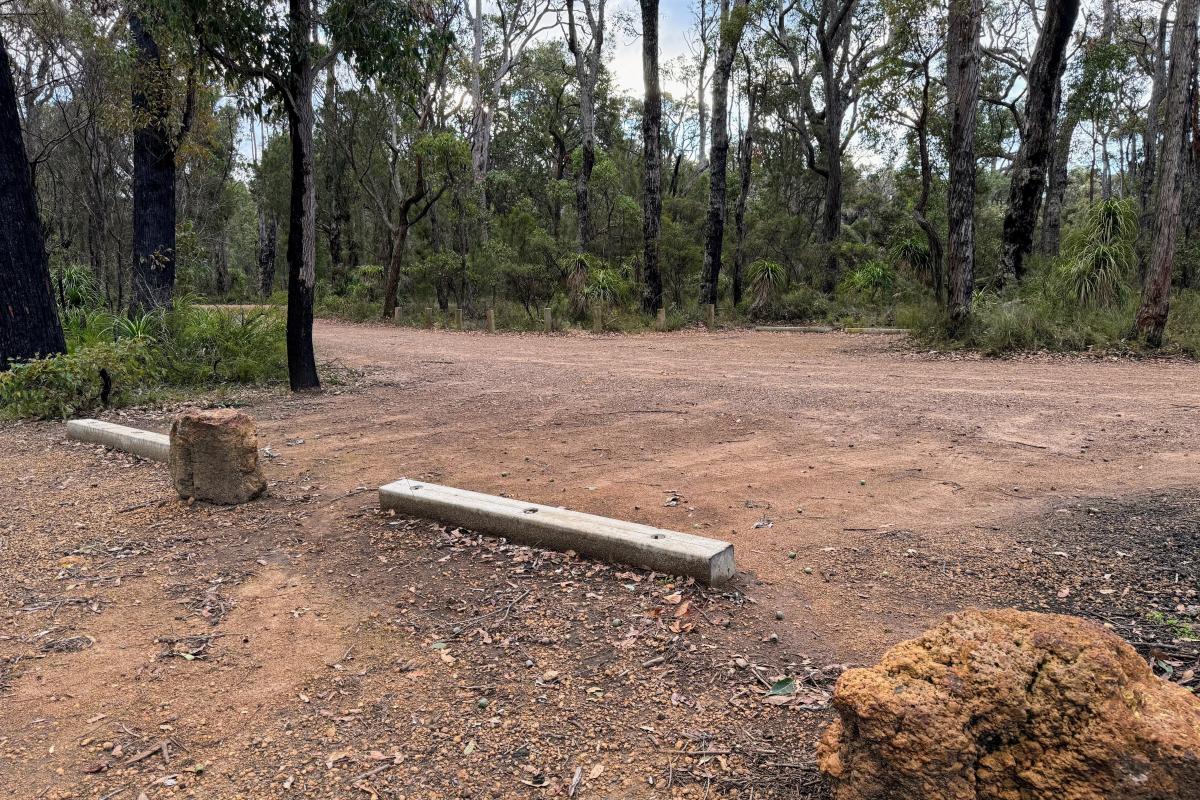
[651,533,666,540]
[524,508,538,514]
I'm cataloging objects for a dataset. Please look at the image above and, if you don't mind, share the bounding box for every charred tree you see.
[0,33,65,369]
[998,0,1079,284]
[640,0,664,313]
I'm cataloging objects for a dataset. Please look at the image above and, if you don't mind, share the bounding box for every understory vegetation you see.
[0,293,286,419]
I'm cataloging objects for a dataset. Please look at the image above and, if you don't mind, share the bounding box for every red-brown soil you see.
[2,323,1198,799]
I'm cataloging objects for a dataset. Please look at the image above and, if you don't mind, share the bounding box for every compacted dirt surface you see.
[2,322,1199,799]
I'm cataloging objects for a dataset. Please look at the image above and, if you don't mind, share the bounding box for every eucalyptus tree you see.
[563,0,605,255]
[169,0,427,390]
[764,0,891,292]
[465,0,555,187]
[129,9,197,314]
[698,0,749,307]
[1136,0,1199,345]
[997,0,1079,285]
[946,0,982,332]
[0,28,64,368]
[640,0,663,313]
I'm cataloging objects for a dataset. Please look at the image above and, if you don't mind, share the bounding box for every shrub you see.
[746,259,787,317]
[842,260,896,301]
[1057,198,1137,308]
[1,302,287,419]
[0,339,156,419]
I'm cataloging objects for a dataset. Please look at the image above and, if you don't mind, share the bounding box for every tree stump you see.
[169,409,266,504]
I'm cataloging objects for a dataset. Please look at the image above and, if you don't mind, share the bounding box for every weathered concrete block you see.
[66,419,169,461]
[169,409,266,504]
[379,479,735,584]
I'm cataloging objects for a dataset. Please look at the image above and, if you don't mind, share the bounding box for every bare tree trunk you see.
[257,208,277,297]
[640,0,663,313]
[999,0,1079,284]
[732,58,758,307]
[914,56,944,301]
[130,13,178,314]
[696,0,710,167]
[565,0,604,255]
[284,0,320,391]
[699,0,749,307]
[1136,0,1199,345]
[1137,0,1174,280]
[0,32,64,369]
[946,0,982,334]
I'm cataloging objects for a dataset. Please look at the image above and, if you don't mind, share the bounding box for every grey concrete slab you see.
[843,327,910,334]
[754,325,835,333]
[66,419,170,462]
[380,479,735,585]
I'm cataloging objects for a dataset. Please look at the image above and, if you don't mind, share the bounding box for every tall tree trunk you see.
[733,61,758,307]
[818,55,844,293]
[1136,0,1199,345]
[565,0,603,255]
[914,56,944,301]
[257,208,277,297]
[130,13,177,315]
[382,221,411,318]
[640,0,663,313]
[696,0,710,168]
[699,0,749,307]
[1137,0,1174,280]
[284,0,320,391]
[999,0,1080,284]
[946,0,982,334]
[0,33,65,369]
[1039,103,1075,257]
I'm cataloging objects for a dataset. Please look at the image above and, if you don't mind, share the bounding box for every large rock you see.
[818,608,1200,800]
[169,409,266,504]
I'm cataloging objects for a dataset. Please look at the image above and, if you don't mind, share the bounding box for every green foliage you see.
[0,302,286,419]
[746,259,787,316]
[841,260,897,301]
[0,340,155,420]
[1057,198,1137,308]
[889,236,933,282]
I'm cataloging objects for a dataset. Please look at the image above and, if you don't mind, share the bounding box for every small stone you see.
[476,698,489,710]
[775,611,784,620]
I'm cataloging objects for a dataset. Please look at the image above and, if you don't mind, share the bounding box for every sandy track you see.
[258,322,1200,655]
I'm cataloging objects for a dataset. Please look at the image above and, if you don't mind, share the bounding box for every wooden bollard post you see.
[656,307,666,331]
[544,307,553,333]
[393,308,402,325]
[423,307,433,329]
[454,308,463,330]
[705,303,715,330]
[486,308,496,333]
[592,304,602,334]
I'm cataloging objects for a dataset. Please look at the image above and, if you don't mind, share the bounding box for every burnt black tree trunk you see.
[0,33,65,369]
[998,0,1079,283]
[282,0,320,390]
[640,0,663,313]
[946,0,982,334]
[699,0,749,307]
[130,13,182,315]
[1136,0,1199,345]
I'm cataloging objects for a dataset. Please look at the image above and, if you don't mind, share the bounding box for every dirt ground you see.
[2,323,1199,799]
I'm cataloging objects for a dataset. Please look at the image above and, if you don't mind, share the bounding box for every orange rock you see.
[818,608,1200,799]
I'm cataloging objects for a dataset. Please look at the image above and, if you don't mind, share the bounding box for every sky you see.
[604,0,698,98]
